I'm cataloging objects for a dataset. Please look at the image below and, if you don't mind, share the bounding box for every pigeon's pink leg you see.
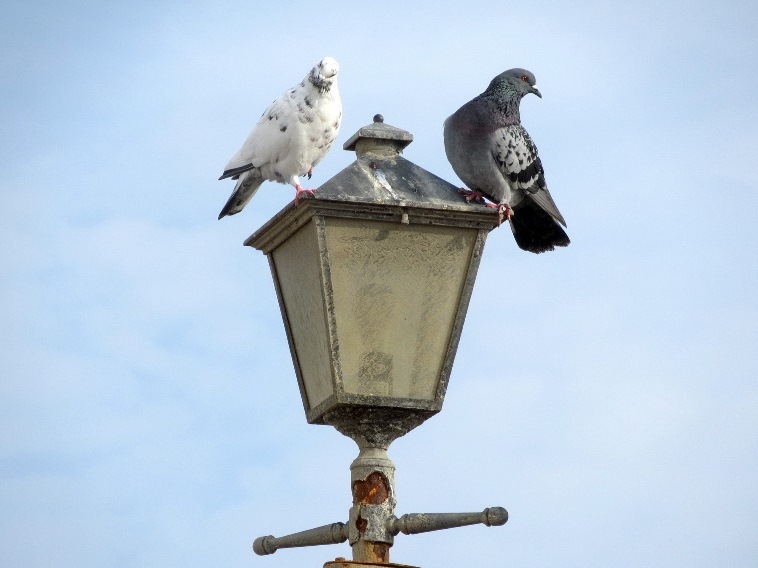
[491,203,513,226]
[483,202,513,226]
[307,168,313,180]
[458,188,486,204]
[484,203,501,226]
[294,185,316,206]
[458,188,512,225]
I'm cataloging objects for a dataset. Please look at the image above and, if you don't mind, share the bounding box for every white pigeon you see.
[218,56,342,219]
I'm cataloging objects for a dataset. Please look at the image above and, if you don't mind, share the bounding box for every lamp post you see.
[245,115,504,567]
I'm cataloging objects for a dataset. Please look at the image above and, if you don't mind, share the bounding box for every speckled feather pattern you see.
[217,57,342,219]
[494,125,544,191]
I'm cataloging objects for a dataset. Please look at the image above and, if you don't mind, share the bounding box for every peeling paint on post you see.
[348,441,397,563]
[353,472,390,505]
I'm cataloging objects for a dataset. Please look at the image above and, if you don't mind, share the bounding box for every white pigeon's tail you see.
[218,170,264,219]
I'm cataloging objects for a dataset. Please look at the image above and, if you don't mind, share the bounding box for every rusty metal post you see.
[348,439,396,563]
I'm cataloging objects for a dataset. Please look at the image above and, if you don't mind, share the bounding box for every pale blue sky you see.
[2,1,757,566]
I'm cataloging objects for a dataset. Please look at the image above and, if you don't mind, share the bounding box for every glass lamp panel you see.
[324,218,477,401]
[271,220,334,410]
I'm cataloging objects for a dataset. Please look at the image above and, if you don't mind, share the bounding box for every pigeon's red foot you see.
[498,203,513,225]
[307,168,313,180]
[294,185,316,206]
[485,202,513,226]
[458,188,486,204]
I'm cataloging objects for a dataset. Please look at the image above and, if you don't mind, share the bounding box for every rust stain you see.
[371,542,390,563]
[352,471,389,505]
[355,515,367,534]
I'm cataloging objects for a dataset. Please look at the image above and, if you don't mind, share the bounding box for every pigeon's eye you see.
[521,75,528,82]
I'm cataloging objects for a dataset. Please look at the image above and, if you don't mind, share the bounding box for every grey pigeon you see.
[218,56,342,219]
[444,68,569,253]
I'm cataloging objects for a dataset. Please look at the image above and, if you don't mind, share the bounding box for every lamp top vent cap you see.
[343,114,413,153]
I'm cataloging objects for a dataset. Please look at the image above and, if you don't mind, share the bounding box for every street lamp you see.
[245,115,505,567]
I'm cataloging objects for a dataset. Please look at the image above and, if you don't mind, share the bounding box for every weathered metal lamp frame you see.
[245,116,506,566]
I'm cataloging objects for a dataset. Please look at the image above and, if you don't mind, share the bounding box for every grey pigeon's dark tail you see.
[510,200,570,254]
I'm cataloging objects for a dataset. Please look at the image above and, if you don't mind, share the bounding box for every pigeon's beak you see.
[531,86,542,98]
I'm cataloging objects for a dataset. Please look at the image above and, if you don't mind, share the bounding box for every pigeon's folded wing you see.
[221,96,296,177]
[494,125,566,227]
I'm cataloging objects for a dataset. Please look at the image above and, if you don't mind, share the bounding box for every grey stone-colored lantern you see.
[245,116,506,567]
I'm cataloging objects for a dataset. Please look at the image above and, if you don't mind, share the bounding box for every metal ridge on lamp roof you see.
[343,114,413,152]
[316,115,496,214]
